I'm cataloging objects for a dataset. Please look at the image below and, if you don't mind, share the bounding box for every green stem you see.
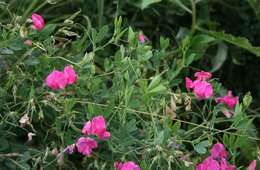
[97,0,104,29]
[190,0,196,35]
[22,1,38,21]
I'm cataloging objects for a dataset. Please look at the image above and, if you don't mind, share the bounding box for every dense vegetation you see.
[0,0,260,169]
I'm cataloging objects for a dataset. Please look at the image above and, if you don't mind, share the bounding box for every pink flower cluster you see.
[185,70,239,118]
[76,116,110,156]
[62,116,140,169]
[196,143,256,170]
[45,65,77,90]
[76,137,98,157]
[31,13,45,31]
[114,161,141,170]
[185,71,213,100]
[63,116,110,157]
[82,116,111,140]
[216,91,239,110]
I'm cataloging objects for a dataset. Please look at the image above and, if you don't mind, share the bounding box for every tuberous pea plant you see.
[0,10,258,170]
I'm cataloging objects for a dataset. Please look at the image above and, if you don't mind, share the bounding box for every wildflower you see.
[82,116,110,140]
[138,33,145,43]
[185,77,194,91]
[196,157,219,170]
[216,91,239,110]
[31,13,45,31]
[64,144,76,154]
[185,70,213,100]
[220,158,229,170]
[64,65,77,85]
[248,160,256,170]
[45,70,67,90]
[229,165,236,170]
[114,161,140,170]
[76,137,98,157]
[193,80,213,100]
[194,71,212,81]
[196,143,236,170]
[210,143,228,159]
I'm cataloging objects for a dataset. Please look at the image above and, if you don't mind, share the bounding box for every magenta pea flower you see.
[64,65,77,85]
[114,161,140,170]
[185,77,194,91]
[185,70,213,100]
[196,156,220,170]
[248,160,256,170]
[193,80,213,100]
[138,33,145,43]
[45,65,77,90]
[195,71,212,81]
[229,165,236,170]
[76,137,98,157]
[216,91,239,110]
[45,70,67,90]
[210,143,228,159]
[220,158,229,170]
[82,116,110,140]
[31,13,45,31]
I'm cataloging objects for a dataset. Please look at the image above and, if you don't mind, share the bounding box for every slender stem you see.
[190,0,196,35]
[75,99,260,142]
[97,0,104,29]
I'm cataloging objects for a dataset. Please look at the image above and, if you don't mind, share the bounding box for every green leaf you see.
[171,121,181,134]
[140,0,162,9]
[147,84,167,94]
[194,140,209,154]
[207,30,260,56]
[96,25,109,43]
[185,53,196,66]
[160,37,170,49]
[211,43,228,72]
[247,0,260,20]
[38,24,56,39]
[243,92,253,109]
[147,75,161,91]
[154,130,164,145]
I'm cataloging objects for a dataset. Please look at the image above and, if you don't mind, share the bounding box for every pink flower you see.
[220,158,229,170]
[64,65,77,85]
[138,34,145,43]
[216,91,239,110]
[210,143,228,159]
[196,157,220,170]
[76,137,98,157]
[45,70,67,90]
[185,70,214,100]
[31,13,45,31]
[185,77,194,91]
[114,161,140,170]
[195,71,212,81]
[229,165,236,170]
[248,160,256,170]
[82,116,110,140]
[193,80,213,100]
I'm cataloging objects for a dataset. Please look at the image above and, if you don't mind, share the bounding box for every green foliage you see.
[0,0,260,169]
